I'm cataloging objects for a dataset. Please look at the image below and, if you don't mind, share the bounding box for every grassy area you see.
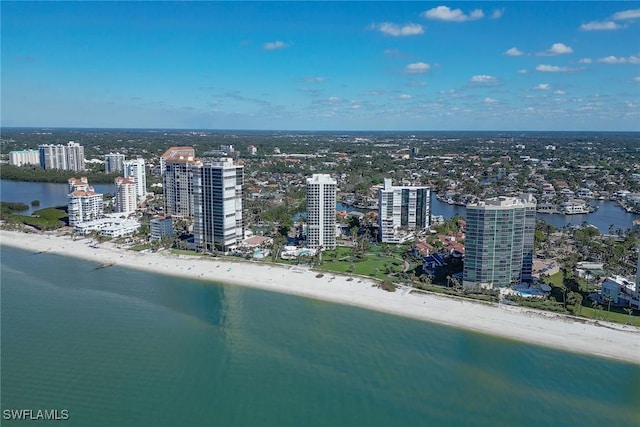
[546,271,564,287]
[131,244,151,251]
[0,206,68,230]
[318,246,405,280]
[572,305,640,327]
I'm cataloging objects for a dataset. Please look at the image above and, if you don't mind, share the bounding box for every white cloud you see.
[470,74,498,83]
[611,9,640,20]
[554,90,566,95]
[404,62,431,74]
[579,58,593,64]
[421,6,484,22]
[484,97,498,104]
[398,94,413,99]
[597,55,640,64]
[374,22,424,36]
[536,64,570,72]
[305,77,326,83]
[598,56,626,64]
[634,76,640,82]
[504,47,524,56]
[539,43,573,56]
[534,83,551,90]
[580,21,622,31]
[406,80,428,87]
[263,41,287,50]
[491,9,505,19]
[517,69,528,74]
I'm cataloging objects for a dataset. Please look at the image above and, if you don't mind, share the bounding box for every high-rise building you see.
[67,177,103,225]
[66,142,85,172]
[463,194,537,289]
[40,144,67,170]
[378,178,430,243]
[123,158,146,201]
[161,147,200,217]
[39,141,85,171]
[306,174,336,250]
[159,146,195,175]
[9,149,40,166]
[105,153,126,174]
[193,158,244,253]
[114,177,138,213]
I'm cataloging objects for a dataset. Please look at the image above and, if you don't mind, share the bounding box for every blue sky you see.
[2,1,639,131]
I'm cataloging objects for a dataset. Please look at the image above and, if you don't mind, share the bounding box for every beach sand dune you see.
[2,230,639,364]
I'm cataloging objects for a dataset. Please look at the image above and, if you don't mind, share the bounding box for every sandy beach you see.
[2,229,639,364]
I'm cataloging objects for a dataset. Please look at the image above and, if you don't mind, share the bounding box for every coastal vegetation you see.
[1,164,119,184]
[0,203,67,230]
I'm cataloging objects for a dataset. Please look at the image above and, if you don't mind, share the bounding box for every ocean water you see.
[1,245,639,426]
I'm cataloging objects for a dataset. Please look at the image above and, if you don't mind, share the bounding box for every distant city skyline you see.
[2,1,639,131]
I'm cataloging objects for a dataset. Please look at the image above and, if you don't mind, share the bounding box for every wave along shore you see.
[1,230,639,364]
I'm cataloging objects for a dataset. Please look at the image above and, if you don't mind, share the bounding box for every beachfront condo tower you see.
[123,158,147,202]
[378,178,431,243]
[162,147,200,217]
[39,141,85,172]
[105,153,126,174]
[193,158,244,253]
[67,177,104,226]
[306,174,337,250]
[463,194,537,289]
[114,176,138,213]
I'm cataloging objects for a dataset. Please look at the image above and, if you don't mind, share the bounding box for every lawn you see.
[318,246,406,280]
[1,206,68,230]
[572,305,640,327]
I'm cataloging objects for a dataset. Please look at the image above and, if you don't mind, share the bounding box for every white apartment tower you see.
[67,177,103,225]
[114,177,138,213]
[193,159,244,253]
[39,141,85,171]
[378,178,430,243]
[463,194,537,289]
[105,153,126,174]
[306,174,337,250]
[9,149,40,166]
[123,158,147,201]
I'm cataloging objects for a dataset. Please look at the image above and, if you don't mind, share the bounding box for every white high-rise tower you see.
[123,158,147,201]
[306,174,336,250]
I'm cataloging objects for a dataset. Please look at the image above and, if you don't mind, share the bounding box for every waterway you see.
[0,180,115,214]
[1,180,638,233]
[1,245,638,426]
[430,196,640,233]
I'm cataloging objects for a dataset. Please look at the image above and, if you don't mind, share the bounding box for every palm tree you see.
[604,295,614,319]
[624,307,634,325]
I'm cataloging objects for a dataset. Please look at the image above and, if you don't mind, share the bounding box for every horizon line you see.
[1,126,639,134]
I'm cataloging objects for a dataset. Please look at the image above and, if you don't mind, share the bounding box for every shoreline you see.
[2,229,639,364]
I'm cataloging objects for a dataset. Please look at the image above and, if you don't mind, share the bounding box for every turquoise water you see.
[1,245,639,426]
